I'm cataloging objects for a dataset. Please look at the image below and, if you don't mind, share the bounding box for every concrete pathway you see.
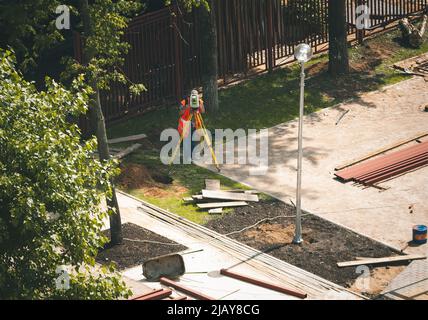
[382,259,428,300]
[206,76,428,256]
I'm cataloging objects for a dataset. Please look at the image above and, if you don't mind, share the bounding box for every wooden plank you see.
[337,255,427,268]
[244,190,259,194]
[131,288,164,300]
[182,197,194,202]
[205,179,220,190]
[114,143,142,159]
[133,289,172,300]
[108,133,147,144]
[192,195,204,200]
[159,277,215,300]
[202,190,259,202]
[335,132,428,171]
[208,208,223,214]
[220,269,307,299]
[226,189,259,194]
[169,296,187,300]
[197,201,248,209]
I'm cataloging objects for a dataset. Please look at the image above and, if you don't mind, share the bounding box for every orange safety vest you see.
[178,98,203,138]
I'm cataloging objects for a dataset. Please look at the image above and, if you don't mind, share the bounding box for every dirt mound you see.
[118,163,155,189]
[244,223,316,245]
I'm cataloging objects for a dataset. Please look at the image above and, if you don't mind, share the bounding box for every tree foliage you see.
[0,0,66,74]
[0,49,130,299]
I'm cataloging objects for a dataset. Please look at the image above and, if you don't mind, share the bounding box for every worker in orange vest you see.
[177,89,205,162]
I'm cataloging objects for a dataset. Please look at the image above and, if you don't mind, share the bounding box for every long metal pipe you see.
[293,62,306,244]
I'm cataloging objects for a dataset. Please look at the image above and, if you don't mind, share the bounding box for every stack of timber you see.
[335,137,428,186]
[182,179,259,214]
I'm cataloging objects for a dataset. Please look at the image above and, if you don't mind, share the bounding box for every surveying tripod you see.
[169,111,221,172]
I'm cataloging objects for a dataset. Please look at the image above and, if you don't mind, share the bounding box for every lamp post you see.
[292,43,313,244]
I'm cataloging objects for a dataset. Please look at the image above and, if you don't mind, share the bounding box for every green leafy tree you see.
[71,0,145,245]
[0,0,63,74]
[0,50,131,299]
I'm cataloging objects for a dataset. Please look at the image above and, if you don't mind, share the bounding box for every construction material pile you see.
[393,52,428,80]
[335,140,428,186]
[183,179,259,214]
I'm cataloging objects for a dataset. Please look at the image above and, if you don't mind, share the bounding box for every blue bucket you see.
[412,225,427,245]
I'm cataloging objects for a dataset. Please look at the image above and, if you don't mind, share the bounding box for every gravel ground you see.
[97,223,187,270]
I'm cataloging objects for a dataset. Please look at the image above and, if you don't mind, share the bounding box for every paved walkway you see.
[382,259,428,300]
[205,76,428,255]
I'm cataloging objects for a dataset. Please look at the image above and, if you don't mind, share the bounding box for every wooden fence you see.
[74,0,428,125]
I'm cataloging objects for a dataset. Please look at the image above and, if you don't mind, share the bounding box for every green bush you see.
[0,50,130,299]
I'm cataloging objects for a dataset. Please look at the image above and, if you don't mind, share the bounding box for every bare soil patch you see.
[117,163,155,189]
[205,199,407,296]
[349,265,405,297]
[117,162,188,198]
[97,223,187,270]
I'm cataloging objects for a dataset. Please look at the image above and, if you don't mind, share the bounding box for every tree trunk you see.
[79,0,122,245]
[328,0,349,76]
[199,0,219,113]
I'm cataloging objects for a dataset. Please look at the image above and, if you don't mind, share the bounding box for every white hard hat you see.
[191,89,198,95]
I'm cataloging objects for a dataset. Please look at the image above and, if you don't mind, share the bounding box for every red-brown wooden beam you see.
[220,269,307,299]
[364,157,428,184]
[169,296,188,301]
[133,289,172,300]
[336,141,428,180]
[356,153,428,181]
[160,277,215,300]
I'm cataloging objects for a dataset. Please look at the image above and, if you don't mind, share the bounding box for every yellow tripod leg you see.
[195,113,221,172]
[168,114,193,166]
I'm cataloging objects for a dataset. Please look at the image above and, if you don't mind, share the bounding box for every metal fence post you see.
[266,0,275,72]
[356,0,366,44]
[173,5,184,102]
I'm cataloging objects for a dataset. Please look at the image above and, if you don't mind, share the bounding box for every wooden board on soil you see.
[208,208,223,214]
[202,190,259,202]
[108,133,147,144]
[96,223,187,270]
[197,201,248,209]
[338,254,426,267]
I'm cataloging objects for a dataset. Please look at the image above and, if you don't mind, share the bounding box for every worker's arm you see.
[199,99,205,114]
[179,99,186,115]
